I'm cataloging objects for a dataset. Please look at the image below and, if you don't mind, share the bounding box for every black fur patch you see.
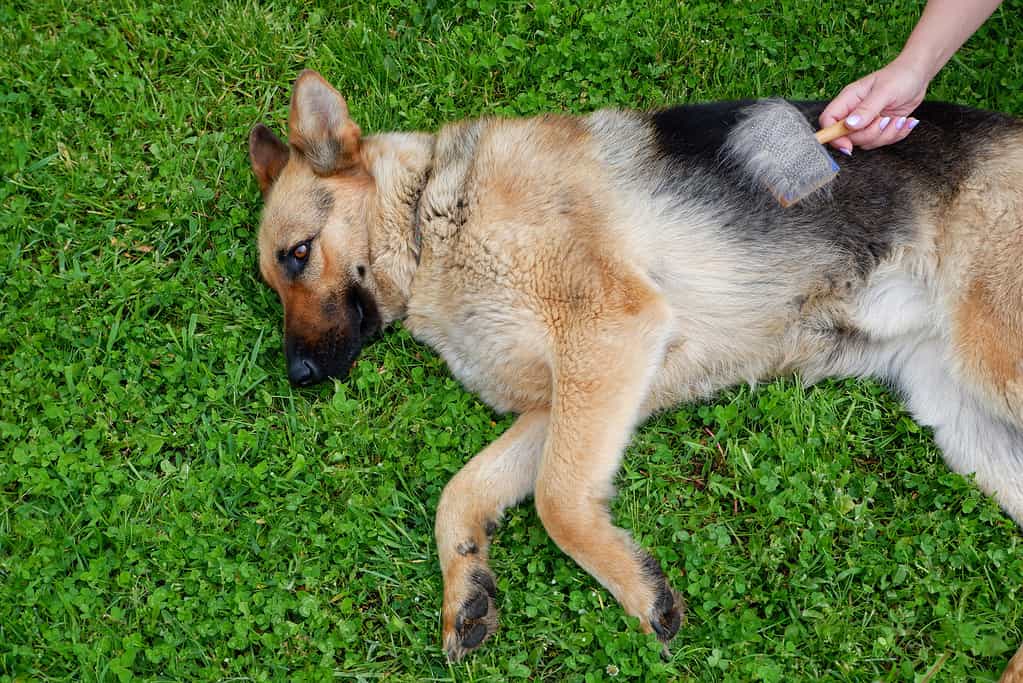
[638,550,668,583]
[460,591,489,620]
[312,187,335,220]
[470,567,497,599]
[638,551,681,642]
[284,282,382,386]
[458,622,489,649]
[348,283,381,338]
[319,283,381,337]
[456,540,479,556]
[646,100,1021,278]
[649,100,755,166]
[483,519,497,538]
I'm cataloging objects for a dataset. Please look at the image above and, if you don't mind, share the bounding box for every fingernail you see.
[895,116,907,131]
[846,114,861,127]
[878,116,891,131]
[839,146,853,157]
[907,118,919,130]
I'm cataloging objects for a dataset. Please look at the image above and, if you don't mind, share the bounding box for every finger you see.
[902,117,920,139]
[838,115,920,152]
[849,113,916,149]
[887,117,919,146]
[820,77,874,128]
[827,135,854,156]
[859,115,906,149]
[819,101,848,129]
[843,85,895,131]
[845,121,887,149]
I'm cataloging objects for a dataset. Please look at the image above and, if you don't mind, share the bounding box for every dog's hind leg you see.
[436,409,548,660]
[821,263,1023,522]
[847,335,1023,524]
[894,339,1023,524]
[533,287,685,649]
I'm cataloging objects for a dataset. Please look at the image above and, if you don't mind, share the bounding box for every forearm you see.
[896,0,1004,80]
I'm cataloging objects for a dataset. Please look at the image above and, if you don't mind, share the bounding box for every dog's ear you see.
[249,123,290,195]
[288,70,362,176]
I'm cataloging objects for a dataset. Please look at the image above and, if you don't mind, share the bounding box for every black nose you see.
[288,357,324,387]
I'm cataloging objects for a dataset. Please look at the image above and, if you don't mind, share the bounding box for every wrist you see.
[891,46,943,84]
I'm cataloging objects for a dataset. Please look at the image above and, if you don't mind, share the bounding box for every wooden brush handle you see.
[815,120,853,144]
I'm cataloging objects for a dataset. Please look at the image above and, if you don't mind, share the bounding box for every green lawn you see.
[2,0,1022,680]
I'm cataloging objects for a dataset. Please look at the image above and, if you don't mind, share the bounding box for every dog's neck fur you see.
[362,132,436,323]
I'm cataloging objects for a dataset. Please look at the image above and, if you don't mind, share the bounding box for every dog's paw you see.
[638,552,685,655]
[649,583,684,647]
[443,567,499,661]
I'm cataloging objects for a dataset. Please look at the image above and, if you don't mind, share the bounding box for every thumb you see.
[844,88,891,130]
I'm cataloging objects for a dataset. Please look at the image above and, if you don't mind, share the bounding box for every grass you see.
[1,0,1022,680]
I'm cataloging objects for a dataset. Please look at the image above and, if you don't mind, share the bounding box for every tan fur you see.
[958,279,1022,401]
[250,71,1023,672]
[1003,642,1023,683]
[942,139,1023,422]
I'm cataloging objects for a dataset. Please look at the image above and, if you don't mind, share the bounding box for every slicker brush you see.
[724,100,853,208]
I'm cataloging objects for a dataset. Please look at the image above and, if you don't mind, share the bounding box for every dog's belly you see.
[640,249,938,414]
[640,305,800,416]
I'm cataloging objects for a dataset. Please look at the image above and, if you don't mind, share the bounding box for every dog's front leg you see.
[436,409,548,660]
[534,290,684,650]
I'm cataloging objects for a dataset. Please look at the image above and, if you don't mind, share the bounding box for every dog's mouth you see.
[349,283,381,340]
[284,284,382,387]
[285,330,366,387]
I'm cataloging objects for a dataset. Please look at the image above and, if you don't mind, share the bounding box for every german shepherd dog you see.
[249,70,1023,670]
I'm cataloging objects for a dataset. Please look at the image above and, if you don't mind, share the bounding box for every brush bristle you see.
[723,99,841,207]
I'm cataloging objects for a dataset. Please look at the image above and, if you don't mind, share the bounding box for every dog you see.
[249,70,1023,670]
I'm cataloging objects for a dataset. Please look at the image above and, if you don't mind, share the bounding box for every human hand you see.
[819,56,931,153]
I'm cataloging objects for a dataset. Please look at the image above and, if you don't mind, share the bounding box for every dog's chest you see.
[405,281,553,414]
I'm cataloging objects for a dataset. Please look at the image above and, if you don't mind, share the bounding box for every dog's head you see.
[249,70,384,387]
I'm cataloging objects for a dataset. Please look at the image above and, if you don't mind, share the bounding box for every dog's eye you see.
[277,239,315,278]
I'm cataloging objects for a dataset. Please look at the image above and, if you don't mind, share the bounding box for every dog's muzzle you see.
[287,356,326,387]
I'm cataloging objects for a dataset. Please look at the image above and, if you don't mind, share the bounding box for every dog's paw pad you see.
[444,568,499,661]
[457,621,490,650]
[460,590,490,621]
